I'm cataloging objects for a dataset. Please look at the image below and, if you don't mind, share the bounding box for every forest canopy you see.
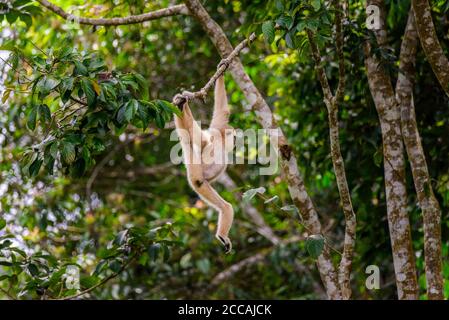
[0,0,449,300]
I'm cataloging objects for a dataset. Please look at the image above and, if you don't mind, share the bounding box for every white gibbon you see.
[174,74,235,253]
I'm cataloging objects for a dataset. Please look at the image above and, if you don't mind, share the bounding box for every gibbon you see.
[174,74,235,253]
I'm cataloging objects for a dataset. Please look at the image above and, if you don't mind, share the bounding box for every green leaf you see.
[262,21,275,44]
[73,60,88,76]
[116,105,126,124]
[49,141,59,159]
[19,13,32,27]
[154,112,165,129]
[276,15,294,30]
[61,141,76,164]
[37,76,59,98]
[305,234,325,259]
[2,89,11,103]
[154,99,181,117]
[27,106,38,130]
[373,150,383,167]
[93,260,107,276]
[0,218,6,230]
[125,99,138,122]
[137,103,150,128]
[108,260,122,273]
[275,0,284,11]
[27,263,39,276]
[80,275,99,288]
[88,58,105,71]
[242,187,266,203]
[148,243,161,261]
[29,158,43,177]
[285,31,296,49]
[55,46,73,60]
[196,259,210,274]
[38,104,51,123]
[133,73,149,100]
[81,78,96,107]
[113,230,128,246]
[311,0,321,11]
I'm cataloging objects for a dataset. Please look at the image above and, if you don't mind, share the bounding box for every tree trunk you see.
[396,11,444,299]
[364,0,419,300]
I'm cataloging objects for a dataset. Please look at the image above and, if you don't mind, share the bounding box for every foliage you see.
[2,38,179,178]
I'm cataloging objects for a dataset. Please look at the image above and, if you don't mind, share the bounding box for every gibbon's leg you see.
[188,174,234,253]
[210,75,230,131]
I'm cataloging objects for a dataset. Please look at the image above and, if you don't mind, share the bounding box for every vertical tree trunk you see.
[183,0,342,299]
[412,0,449,96]
[396,11,444,299]
[364,0,419,300]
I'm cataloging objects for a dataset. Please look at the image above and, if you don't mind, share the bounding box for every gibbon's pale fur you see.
[174,75,235,253]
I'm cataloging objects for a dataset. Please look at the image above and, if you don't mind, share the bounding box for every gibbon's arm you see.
[210,75,230,130]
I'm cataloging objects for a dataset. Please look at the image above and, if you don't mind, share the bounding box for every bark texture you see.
[412,0,449,96]
[364,0,419,300]
[396,12,444,299]
[183,0,342,299]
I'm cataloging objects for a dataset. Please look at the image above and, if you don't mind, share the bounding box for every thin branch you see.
[172,33,257,106]
[306,30,334,108]
[334,0,346,104]
[37,0,190,26]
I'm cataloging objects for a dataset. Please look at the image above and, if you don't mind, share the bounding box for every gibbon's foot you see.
[217,59,230,71]
[216,234,232,254]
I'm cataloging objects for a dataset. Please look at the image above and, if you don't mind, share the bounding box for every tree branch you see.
[37,0,189,26]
